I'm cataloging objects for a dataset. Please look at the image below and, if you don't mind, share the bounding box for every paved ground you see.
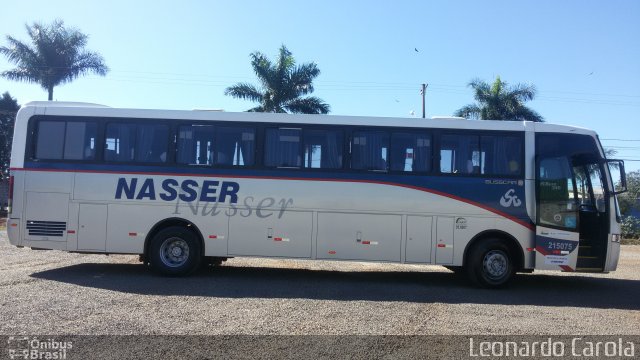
[0,230,639,335]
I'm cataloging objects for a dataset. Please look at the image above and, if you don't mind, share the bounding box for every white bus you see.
[6,102,627,287]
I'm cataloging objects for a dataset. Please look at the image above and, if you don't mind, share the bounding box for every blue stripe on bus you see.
[18,162,534,228]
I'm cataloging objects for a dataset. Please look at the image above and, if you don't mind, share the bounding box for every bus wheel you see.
[149,226,201,276]
[466,239,515,288]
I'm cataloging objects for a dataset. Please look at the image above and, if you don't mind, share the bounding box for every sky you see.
[1,0,639,171]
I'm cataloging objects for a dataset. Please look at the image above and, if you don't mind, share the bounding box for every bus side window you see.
[34,120,97,161]
[136,124,169,163]
[440,134,479,175]
[216,126,255,166]
[265,128,302,168]
[177,125,215,165]
[390,132,431,172]
[351,131,389,171]
[440,133,521,176]
[303,129,343,169]
[481,135,522,176]
[34,121,66,160]
[105,123,136,162]
[64,122,97,160]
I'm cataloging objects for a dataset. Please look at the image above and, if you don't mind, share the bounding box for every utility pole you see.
[420,83,428,118]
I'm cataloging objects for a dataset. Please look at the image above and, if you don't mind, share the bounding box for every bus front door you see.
[572,162,609,271]
[535,156,580,271]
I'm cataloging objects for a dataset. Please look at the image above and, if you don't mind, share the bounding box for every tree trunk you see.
[48,86,53,101]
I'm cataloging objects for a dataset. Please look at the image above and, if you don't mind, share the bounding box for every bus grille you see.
[26,221,67,237]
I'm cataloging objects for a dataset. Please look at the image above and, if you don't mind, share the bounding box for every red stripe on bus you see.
[129,232,137,236]
[535,246,550,256]
[361,240,370,245]
[9,167,534,230]
[67,230,76,234]
[437,244,446,248]
[208,235,217,239]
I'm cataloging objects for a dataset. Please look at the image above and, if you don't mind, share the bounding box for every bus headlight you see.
[612,234,621,243]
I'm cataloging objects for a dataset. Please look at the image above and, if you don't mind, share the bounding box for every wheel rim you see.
[482,250,509,280]
[159,237,190,268]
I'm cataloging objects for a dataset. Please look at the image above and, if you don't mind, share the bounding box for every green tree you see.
[0,20,108,101]
[0,92,19,180]
[225,45,329,114]
[454,76,543,122]
[618,171,640,216]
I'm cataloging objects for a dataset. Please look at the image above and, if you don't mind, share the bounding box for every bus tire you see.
[466,238,515,288]
[149,226,201,276]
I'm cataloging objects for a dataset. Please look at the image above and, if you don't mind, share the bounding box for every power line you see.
[6,67,639,107]
[12,65,640,96]
[85,75,640,107]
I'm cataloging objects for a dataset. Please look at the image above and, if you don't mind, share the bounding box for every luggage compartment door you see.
[318,212,401,261]
[78,204,107,251]
[405,215,433,263]
[228,211,312,258]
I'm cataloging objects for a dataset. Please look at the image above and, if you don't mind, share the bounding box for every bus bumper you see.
[7,218,21,246]
[604,240,620,272]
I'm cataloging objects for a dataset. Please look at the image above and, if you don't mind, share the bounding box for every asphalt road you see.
[1,231,639,335]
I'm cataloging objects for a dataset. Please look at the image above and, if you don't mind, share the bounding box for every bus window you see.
[575,164,607,213]
[440,134,479,174]
[35,120,97,160]
[538,157,577,229]
[587,164,606,213]
[264,128,302,168]
[390,132,431,172]
[177,125,215,165]
[480,135,522,176]
[105,123,136,162]
[352,131,389,171]
[64,122,98,160]
[216,126,255,166]
[303,129,343,169]
[35,121,65,159]
[105,123,169,163]
[135,124,169,163]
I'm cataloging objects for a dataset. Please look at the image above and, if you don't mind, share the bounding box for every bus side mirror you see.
[607,159,627,194]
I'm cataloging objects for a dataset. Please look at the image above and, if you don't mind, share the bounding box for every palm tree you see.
[225,45,329,114]
[0,92,19,180]
[0,20,108,101]
[454,76,543,122]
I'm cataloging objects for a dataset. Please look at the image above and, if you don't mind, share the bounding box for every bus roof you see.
[18,101,597,136]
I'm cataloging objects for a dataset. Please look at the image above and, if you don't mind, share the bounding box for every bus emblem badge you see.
[500,189,522,208]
